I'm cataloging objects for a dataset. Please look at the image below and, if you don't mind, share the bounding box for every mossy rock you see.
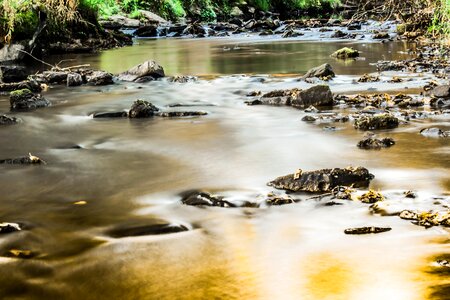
[10,89,33,100]
[331,47,360,59]
[354,114,399,130]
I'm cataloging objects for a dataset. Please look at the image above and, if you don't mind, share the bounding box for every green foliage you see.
[430,0,450,39]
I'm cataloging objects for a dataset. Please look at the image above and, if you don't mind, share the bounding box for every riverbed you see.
[0,35,449,299]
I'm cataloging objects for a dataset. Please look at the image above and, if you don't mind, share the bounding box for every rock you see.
[305,105,319,113]
[266,194,296,206]
[138,10,167,24]
[293,85,334,108]
[180,190,237,207]
[128,100,159,118]
[0,65,28,83]
[358,190,384,204]
[303,63,335,79]
[344,226,391,234]
[420,128,448,138]
[182,23,207,36]
[431,85,450,98]
[156,111,207,117]
[331,30,347,38]
[134,25,158,37]
[373,32,390,39]
[399,210,418,220]
[0,44,26,62]
[404,190,417,198]
[118,61,165,82]
[0,115,20,125]
[9,89,50,111]
[230,6,244,17]
[43,71,68,84]
[106,15,141,28]
[6,249,36,259]
[358,74,380,82]
[0,79,42,93]
[332,186,355,200]
[357,137,395,149]
[281,29,303,38]
[268,167,374,193]
[93,111,128,118]
[0,222,21,234]
[302,115,317,122]
[331,47,360,59]
[67,73,83,87]
[168,75,197,83]
[86,71,114,85]
[106,221,188,238]
[259,85,333,108]
[0,153,45,164]
[354,114,399,130]
[347,22,361,30]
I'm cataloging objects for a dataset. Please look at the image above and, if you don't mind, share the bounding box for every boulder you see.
[9,89,50,111]
[0,44,26,62]
[358,190,384,203]
[180,190,237,207]
[431,85,450,98]
[67,73,83,87]
[0,79,42,93]
[0,153,45,164]
[43,71,68,84]
[118,61,165,82]
[0,65,28,83]
[303,63,335,79]
[128,100,159,118]
[281,29,303,38]
[331,47,360,59]
[0,115,20,125]
[134,25,158,37]
[354,114,399,130]
[357,137,395,149]
[347,22,361,30]
[344,227,391,234]
[230,6,244,18]
[373,32,390,39]
[259,85,333,108]
[138,10,168,24]
[106,15,141,28]
[86,71,114,85]
[268,167,374,193]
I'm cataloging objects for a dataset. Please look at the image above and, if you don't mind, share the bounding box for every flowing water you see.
[0,36,449,299]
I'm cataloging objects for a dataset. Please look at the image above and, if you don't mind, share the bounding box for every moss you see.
[354,114,399,130]
[331,47,360,59]
[358,190,384,204]
[10,88,33,98]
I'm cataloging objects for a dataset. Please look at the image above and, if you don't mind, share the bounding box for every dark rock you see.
[43,71,68,84]
[281,29,304,38]
[0,153,45,164]
[331,47,360,59]
[180,190,237,207]
[268,167,374,193]
[0,115,20,125]
[301,115,317,122]
[344,226,391,234]
[133,76,155,83]
[373,32,390,39]
[134,25,158,37]
[156,111,207,117]
[182,23,207,36]
[93,111,128,118]
[67,73,83,87]
[347,23,361,30]
[0,65,28,83]
[357,137,395,149]
[86,71,114,86]
[293,85,334,108]
[5,249,36,259]
[266,194,296,206]
[331,30,347,38]
[106,221,189,238]
[9,89,50,111]
[303,63,335,79]
[420,127,448,138]
[118,60,165,82]
[404,190,417,198]
[0,222,21,234]
[0,79,42,93]
[354,114,399,130]
[128,100,159,118]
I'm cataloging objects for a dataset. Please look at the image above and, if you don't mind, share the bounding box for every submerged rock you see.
[128,100,159,118]
[331,47,359,59]
[354,114,399,130]
[357,137,395,149]
[156,111,207,117]
[420,128,448,138]
[0,153,45,165]
[180,190,237,207]
[266,193,297,206]
[106,222,189,238]
[92,111,128,118]
[0,222,21,234]
[118,60,165,82]
[373,32,390,39]
[168,75,197,83]
[268,167,374,193]
[301,115,317,122]
[344,226,391,234]
[302,63,335,79]
[400,211,449,228]
[0,115,20,125]
[9,89,50,111]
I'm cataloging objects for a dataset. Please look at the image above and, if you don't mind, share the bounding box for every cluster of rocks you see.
[399,210,450,228]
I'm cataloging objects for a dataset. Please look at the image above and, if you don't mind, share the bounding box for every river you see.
[0,35,449,299]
